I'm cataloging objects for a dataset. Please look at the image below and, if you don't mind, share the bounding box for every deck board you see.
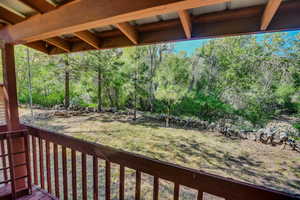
[0,185,57,200]
[18,186,57,200]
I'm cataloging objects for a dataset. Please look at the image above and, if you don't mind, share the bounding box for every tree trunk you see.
[115,87,120,110]
[133,69,137,120]
[97,66,102,112]
[108,89,114,108]
[65,70,70,109]
[166,105,170,127]
[26,48,34,120]
[188,56,199,91]
[149,82,154,112]
[149,50,154,112]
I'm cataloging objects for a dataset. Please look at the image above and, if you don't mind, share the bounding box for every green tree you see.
[155,52,190,126]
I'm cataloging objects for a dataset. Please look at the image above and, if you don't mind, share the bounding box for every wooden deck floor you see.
[0,185,57,200]
[17,187,57,200]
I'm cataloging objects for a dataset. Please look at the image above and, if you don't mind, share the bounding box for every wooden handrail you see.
[25,124,300,200]
[0,129,28,140]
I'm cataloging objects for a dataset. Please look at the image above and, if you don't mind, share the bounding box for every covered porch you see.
[0,0,299,199]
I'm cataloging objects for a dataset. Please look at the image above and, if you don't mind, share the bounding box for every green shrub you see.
[19,90,64,107]
[174,92,235,121]
[237,103,272,126]
[293,123,300,132]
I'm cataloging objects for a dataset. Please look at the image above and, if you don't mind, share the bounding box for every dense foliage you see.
[4,32,300,125]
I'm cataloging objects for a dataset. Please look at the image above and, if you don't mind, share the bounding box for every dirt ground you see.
[20,108,300,197]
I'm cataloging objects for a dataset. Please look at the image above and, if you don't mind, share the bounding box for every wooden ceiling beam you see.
[18,0,56,13]
[0,0,90,54]
[0,6,25,24]
[47,1,300,55]
[19,0,101,51]
[44,37,71,52]
[25,41,49,54]
[0,0,230,44]
[261,0,283,30]
[0,4,54,53]
[73,31,101,49]
[17,0,95,51]
[115,22,139,44]
[18,0,76,13]
[178,10,192,39]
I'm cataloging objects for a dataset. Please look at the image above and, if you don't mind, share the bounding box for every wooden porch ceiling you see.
[0,0,299,55]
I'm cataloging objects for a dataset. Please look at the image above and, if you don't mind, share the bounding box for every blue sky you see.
[174,30,300,55]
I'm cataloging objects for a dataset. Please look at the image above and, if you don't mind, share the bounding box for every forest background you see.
[5,32,300,129]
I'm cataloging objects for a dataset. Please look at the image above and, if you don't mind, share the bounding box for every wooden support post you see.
[1,43,28,193]
[1,43,20,130]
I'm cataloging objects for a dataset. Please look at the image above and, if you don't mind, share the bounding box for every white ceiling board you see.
[192,2,227,15]
[160,12,179,20]
[229,0,268,9]
[134,16,160,25]
[49,0,62,5]
[61,34,74,39]
[92,26,114,33]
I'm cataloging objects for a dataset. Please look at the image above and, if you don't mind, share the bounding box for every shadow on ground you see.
[20,110,300,196]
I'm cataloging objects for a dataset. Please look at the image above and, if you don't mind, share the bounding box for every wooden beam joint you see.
[178,10,192,39]
[74,31,101,49]
[115,22,139,44]
[44,37,71,52]
[261,0,283,30]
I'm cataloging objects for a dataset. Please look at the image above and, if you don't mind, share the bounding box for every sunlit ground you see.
[20,108,300,197]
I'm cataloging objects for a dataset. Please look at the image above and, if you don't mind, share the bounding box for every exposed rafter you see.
[0,6,25,24]
[17,0,75,13]
[74,31,101,49]
[46,1,300,55]
[115,22,139,44]
[261,0,283,30]
[19,0,101,50]
[0,0,297,55]
[73,31,102,49]
[0,4,51,52]
[0,0,231,44]
[44,37,71,52]
[178,10,192,39]
[16,0,99,52]
[26,41,49,54]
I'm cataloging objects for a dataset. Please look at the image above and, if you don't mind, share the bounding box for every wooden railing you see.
[0,128,32,199]
[25,125,299,200]
[0,85,6,126]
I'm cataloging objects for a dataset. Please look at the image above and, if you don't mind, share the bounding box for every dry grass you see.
[20,108,300,197]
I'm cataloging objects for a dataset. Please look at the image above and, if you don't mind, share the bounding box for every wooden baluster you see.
[72,150,77,200]
[105,161,111,200]
[0,139,8,181]
[93,156,98,200]
[31,136,38,185]
[53,144,60,198]
[24,134,32,194]
[119,165,125,200]
[82,153,87,200]
[62,146,68,200]
[153,177,159,200]
[135,170,141,200]
[197,190,203,200]
[45,141,52,194]
[38,137,45,189]
[174,183,179,200]
[7,136,16,200]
